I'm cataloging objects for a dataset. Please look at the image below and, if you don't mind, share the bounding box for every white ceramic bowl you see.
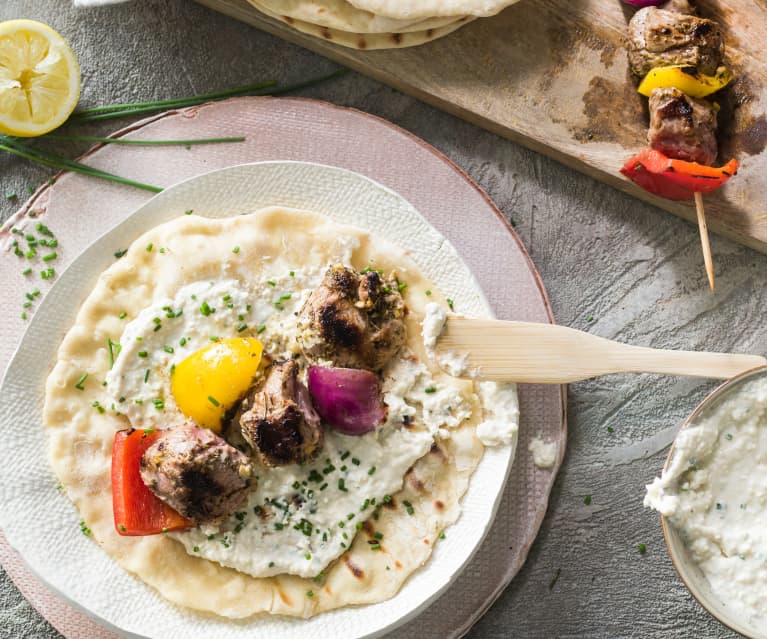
[661,365,767,639]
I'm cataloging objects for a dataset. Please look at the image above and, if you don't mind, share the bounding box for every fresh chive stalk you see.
[43,135,246,146]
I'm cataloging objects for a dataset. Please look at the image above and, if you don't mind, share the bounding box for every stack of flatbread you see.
[247,0,523,49]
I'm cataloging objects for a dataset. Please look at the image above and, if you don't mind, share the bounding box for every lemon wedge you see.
[0,20,81,137]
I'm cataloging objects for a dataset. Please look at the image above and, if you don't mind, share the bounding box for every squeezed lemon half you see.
[0,20,81,137]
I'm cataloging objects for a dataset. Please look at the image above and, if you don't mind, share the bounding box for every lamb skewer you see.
[621,0,737,291]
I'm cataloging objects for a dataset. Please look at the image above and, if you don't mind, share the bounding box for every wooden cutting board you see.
[193,0,767,254]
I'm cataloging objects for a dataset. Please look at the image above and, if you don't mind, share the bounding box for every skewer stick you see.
[694,191,715,291]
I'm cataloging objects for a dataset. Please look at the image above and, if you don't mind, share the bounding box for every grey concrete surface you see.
[1,1,764,638]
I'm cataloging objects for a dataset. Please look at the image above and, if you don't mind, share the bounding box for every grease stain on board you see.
[572,75,646,147]
[718,75,767,158]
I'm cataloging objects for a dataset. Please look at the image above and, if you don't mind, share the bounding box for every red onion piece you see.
[622,0,665,6]
[307,366,386,435]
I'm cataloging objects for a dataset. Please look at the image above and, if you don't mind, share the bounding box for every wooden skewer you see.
[694,191,715,292]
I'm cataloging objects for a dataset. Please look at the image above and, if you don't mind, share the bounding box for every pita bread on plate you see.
[44,207,505,618]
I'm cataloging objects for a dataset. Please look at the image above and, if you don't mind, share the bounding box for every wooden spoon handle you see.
[437,318,767,383]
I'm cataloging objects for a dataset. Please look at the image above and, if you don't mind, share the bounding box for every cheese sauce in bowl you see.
[645,366,767,638]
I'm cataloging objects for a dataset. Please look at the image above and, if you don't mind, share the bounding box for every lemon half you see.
[0,20,81,137]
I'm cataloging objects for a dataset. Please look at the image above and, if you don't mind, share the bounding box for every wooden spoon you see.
[436,316,766,383]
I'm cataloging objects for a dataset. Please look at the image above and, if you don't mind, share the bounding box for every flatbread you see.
[249,1,473,49]
[43,208,489,618]
[345,0,522,20]
[251,0,466,33]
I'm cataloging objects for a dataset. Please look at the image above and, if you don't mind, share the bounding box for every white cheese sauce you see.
[476,381,519,447]
[104,257,479,578]
[644,376,767,626]
[420,302,519,448]
[528,435,557,469]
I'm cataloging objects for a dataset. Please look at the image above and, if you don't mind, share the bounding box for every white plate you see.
[0,162,514,639]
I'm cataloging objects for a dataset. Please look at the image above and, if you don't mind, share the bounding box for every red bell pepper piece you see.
[111,429,193,536]
[620,148,739,200]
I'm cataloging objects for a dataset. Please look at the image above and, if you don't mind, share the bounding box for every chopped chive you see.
[374,531,383,540]
[20,312,27,320]
[638,543,647,554]
[179,337,187,346]
[425,290,432,296]
[35,223,53,237]
[338,478,348,492]
[398,282,407,292]
[146,243,153,252]
[446,298,455,311]
[289,270,295,277]
[200,301,215,316]
[153,398,164,410]
[92,401,105,414]
[144,369,150,383]
[6,192,17,200]
[370,543,381,551]
[383,495,392,504]
[107,338,121,369]
[584,495,592,506]
[208,395,220,407]
[280,293,292,301]
[402,500,414,516]
[368,466,376,475]
[114,249,127,258]
[256,324,266,334]
[42,252,57,262]
[40,267,55,280]
[79,521,92,536]
[22,301,31,308]
[185,209,193,215]
[138,351,148,358]
[237,323,248,332]
[306,590,314,597]
[439,531,446,540]
[163,345,174,353]
[232,246,240,254]
[267,280,276,287]
[119,311,127,319]
[424,386,437,394]
[74,372,88,390]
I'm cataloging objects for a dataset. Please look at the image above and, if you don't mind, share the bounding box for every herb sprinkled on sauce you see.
[74,372,88,390]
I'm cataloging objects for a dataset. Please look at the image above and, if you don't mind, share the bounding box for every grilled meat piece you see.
[239,360,323,466]
[298,265,406,371]
[658,0,696,15]
[140,423,253,523]
[627,7,724,77]
[648,87,718,165]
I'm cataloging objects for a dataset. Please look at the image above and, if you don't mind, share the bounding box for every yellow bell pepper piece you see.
[638,65,733,99]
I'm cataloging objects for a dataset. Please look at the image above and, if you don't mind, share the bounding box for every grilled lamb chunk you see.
[239,360,323,466]
[140,423,253,523]
[298,265,406,371]
[627,7,724,77]
[648,87,718,165]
